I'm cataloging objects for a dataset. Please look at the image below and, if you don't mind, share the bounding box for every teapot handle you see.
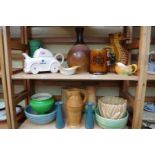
[130,64,138,73]
[80,89,88,104]
[55,53,64,64]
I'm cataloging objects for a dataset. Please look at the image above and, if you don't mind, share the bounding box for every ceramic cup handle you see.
[105,47,116,65]
[55,53,64,64]
[81,89,88,104]
[130,64,138,73]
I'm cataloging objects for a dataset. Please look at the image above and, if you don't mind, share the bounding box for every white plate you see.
[147,71,155,74]
[0,101,5,109]
[0,107,22,121]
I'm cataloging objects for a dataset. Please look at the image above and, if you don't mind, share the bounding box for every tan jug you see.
[65,88,87,128]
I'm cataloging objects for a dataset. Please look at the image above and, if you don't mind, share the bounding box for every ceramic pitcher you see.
[65,88,87,128]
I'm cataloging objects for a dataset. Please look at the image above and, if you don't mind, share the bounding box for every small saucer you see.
[144,102,155,112]
[0,101,5,110]
[147,70,155,74]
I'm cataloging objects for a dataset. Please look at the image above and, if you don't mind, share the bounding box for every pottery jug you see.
[66,88,87,128]
[115,62,138,75]
[67,27,90,73]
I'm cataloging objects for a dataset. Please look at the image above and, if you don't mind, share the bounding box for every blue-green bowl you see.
[24,105,56,125]
[95,109,128,129]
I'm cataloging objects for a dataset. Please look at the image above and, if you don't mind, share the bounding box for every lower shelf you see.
[19,119,128,129]
[19,119,101,129]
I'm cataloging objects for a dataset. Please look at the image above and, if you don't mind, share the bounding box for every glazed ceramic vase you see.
[85,102,94,129]
[55,101,65,129]
[67,27,90,73]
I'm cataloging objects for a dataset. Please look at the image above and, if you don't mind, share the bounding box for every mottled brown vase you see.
[67,27,90,73]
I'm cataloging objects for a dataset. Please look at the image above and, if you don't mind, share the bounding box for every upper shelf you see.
[12,72,138,81]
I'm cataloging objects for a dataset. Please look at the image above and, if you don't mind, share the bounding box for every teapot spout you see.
[22,53,31,60]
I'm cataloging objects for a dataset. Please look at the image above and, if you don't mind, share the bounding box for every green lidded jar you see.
[29,40,43,57]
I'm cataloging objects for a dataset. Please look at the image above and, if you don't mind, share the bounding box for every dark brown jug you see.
[67,27,90,73]
[90,48,116,74]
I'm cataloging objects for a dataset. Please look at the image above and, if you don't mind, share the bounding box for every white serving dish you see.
[59,65,80,75]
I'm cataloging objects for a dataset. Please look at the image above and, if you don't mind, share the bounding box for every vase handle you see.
[81,89,88,104]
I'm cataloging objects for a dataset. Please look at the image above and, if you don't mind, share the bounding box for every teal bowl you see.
[95,109,128,129]
[24,105,56,124]
[30,93,55,114]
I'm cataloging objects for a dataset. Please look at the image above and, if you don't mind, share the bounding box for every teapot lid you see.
[33,48,53,58]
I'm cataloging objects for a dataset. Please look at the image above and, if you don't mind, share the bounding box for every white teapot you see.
[23,48,64,74]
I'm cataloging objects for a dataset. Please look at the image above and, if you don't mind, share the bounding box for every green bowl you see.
[30,93,54,114]
[95,109,128,129]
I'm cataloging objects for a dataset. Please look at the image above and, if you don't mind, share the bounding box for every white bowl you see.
[59,66,80,75]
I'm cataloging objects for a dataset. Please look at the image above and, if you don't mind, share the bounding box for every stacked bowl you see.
[95,96,128,129]
[24,93,56,124]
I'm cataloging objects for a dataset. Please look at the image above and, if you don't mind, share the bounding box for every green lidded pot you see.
[30,93,54,114]
[29,40,43,57]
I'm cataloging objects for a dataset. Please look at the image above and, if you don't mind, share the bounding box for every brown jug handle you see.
[105,47,116,65]
[80,89,88,104]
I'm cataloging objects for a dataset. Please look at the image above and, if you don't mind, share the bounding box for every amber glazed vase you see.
[67,27,90,73]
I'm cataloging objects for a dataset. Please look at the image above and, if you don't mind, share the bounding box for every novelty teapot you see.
[23,48,64,74]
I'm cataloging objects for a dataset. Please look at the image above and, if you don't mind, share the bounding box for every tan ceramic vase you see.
[86,86,96,105]
[67,27,90,73]
[65,88,87,128]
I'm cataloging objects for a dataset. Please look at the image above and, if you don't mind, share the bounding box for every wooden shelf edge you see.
[120,92,134,108]
[15,90,29,105]
[10,38,28,50]
[145,96,155,102]
[12,72,139,81]
[147,74,155,80]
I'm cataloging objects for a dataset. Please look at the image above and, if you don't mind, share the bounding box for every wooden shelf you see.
[0,121,8,129]
[19,119,128,129]
[143,110,155,121]
[147,74,155,80]
[12,72,138,81]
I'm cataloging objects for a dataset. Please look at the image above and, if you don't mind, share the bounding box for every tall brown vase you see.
[67,27,90,73]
